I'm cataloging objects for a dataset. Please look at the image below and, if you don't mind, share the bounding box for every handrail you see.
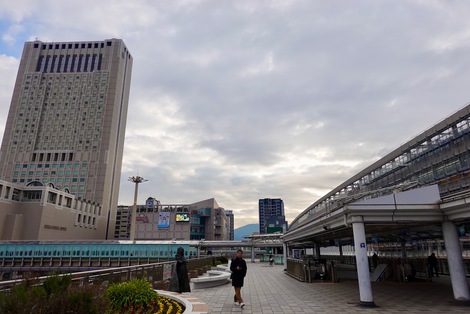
[0,257,213,291]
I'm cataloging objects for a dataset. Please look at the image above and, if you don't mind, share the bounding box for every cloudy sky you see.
[1,0,470,228]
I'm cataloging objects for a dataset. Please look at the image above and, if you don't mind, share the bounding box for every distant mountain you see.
[234,223,259,240]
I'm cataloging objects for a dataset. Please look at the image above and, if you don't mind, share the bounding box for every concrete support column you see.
[251,242,255,263]
[339,241,343,262]
[352,216,375,307]
[400,240,407,260]
[315,242,321,259]
[283,242,288,270]
[442,221,470,302]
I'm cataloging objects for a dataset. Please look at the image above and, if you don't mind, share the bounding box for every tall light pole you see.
[128,175,148,242]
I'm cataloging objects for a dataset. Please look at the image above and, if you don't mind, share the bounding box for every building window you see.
[77,54,83,72]
[36,56,44,72]
[71,55,76,72]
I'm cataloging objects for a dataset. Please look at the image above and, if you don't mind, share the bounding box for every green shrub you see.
[0,277,110,314]
[44,284,110,314]
[0,283,36,313]
[63,285,109,314]
[216,256,228,264]
[43,274,72,296]
[106,278,158,311]
[30,285,48,300]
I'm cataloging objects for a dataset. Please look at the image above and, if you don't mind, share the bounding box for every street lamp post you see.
[128,175,148,242]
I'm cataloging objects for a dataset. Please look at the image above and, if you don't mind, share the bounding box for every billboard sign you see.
[136,213,149,223]
[158,212,170,228]
[175,213,190,222]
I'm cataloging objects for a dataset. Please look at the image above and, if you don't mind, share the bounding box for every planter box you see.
[153,280,170,290]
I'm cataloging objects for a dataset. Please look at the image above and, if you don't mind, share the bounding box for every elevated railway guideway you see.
[282,104,470,306]
[199,240,283,249]
[0,238,284,276]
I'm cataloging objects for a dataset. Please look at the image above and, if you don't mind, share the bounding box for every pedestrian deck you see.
[190,261,470,313]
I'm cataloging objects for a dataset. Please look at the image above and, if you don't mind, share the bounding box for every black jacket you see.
[230,257,247,287]
[169,248,191,293]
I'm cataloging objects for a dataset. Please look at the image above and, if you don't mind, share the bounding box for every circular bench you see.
[191,270,231,289]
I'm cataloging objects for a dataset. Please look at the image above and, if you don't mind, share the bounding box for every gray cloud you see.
[1,0,470,227]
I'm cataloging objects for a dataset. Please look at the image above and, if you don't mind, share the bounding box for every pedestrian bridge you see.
[282,104,470,305]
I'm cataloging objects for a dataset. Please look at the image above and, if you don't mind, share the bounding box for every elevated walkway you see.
[190,260,470,313]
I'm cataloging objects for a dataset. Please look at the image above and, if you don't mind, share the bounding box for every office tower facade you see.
[225,210,235,240]
[258,198,285,234]
[0,39,133,239]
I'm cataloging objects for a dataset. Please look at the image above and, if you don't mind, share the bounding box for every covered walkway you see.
[190,261,470,313]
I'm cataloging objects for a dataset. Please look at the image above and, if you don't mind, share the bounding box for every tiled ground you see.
[190,261,470,313]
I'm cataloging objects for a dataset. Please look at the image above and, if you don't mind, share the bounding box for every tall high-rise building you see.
[225,210,235,240]
[0,39,133,239]
[258,198,284,234]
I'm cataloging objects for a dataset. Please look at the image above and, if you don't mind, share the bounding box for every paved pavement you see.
[190,261,470,313]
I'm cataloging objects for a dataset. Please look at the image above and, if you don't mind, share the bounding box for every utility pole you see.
[128,175,148,242]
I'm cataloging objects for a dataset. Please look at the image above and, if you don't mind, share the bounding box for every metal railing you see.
[285,258,305,281]
[0,257,213,291]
